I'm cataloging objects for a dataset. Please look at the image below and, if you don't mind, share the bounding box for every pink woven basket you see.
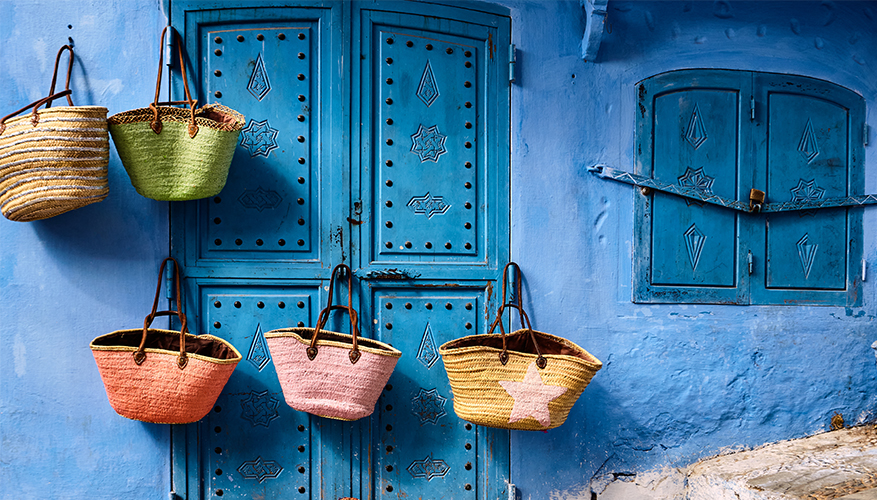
[91,258,241,424]
[265,264,401,420]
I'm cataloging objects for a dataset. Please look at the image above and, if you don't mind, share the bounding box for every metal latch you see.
[749,188,765,213]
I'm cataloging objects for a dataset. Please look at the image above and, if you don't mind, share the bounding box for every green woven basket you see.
[109,27,244,201]
[109,105,243,201]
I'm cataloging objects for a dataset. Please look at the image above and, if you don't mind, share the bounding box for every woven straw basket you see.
[108,27,244,201]
[0,45,108,221]
[440,263,602,430]
[91,258,241,424]
[265,264,402,421]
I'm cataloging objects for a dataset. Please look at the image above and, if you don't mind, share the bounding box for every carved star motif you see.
[677,167,715,207]
[408,193,450,219]
[411,388,447,424]
[789,178,825,204]
[410,124,447,163]
[240,390,280,428]
[498,362,567,428]
[240,119,279,157]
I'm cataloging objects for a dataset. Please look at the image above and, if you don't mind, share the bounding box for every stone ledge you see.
[688,426,877,500]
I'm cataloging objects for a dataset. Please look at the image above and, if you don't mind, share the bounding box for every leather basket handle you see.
[488,262,546,368]
[309,264,361,364]
[133,257,190,369]
[0,45,75,135]
[150,26,198,138]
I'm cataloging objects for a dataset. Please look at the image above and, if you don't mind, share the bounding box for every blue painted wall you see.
[0,1,875,499]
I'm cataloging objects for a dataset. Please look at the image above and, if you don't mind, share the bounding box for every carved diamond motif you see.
[416,60,439,107]
[247,53,271,101]
[677,167,715,207]
[407,192,450,219]
[239,187,283,212]
[416,322,439,369]
[797,233,818,279]
[407,454,450,481]
[240,390,280,428]
[238,456,283,483]
[240,119,279,157]
[685,104,708,149]
[411,388,447,424]
[410,124,447,163]
[798,119,820,164]
[247,324,271,371]
[684,223,706,271]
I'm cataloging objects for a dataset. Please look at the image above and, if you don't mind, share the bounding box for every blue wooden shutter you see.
[635,70,752,304]
[751,74,864,305]
[356,4,511,500]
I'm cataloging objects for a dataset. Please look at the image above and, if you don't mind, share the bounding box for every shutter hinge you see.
[750,96,755,121]
[748,250,753,275]
[862,259,867,282]
[864,123,870,146]
[507,482,517,500]
[509,44,516,84]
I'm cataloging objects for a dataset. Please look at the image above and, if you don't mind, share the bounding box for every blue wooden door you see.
[354,7,511,499]
[170,2,511,499]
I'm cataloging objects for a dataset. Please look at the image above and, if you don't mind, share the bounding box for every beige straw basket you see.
[0,45,108,221]
[439,263,602,430]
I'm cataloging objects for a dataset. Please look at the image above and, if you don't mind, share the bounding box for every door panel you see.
[203,24,318,261]
[357,6,509,276]
[198,285,319,500]
[374,28,480,260]
[372,287,485,500]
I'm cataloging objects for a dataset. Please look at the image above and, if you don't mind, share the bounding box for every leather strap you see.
[150,26,198,138]
[309,264,361,364]
[488,262,546,368]
[0,45,75,134]
[134,257,190,369]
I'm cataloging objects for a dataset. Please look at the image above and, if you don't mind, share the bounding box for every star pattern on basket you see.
[411,387,447,424]
[240,390,280,428]
[498,362,567,428]
[239,119,279,157]
[410,124,447,163]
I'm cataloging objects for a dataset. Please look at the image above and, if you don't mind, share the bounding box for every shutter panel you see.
[635,70,752,304]
[752,74,864,305]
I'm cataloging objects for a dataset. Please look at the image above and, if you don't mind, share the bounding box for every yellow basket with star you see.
[438,263,602,431]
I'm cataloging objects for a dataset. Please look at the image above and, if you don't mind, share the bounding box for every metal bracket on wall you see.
[588,164,877,214]
[581,0,609,62]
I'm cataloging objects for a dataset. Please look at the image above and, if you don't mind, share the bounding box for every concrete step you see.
[688,426,877,500]
[838,488,877,500]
